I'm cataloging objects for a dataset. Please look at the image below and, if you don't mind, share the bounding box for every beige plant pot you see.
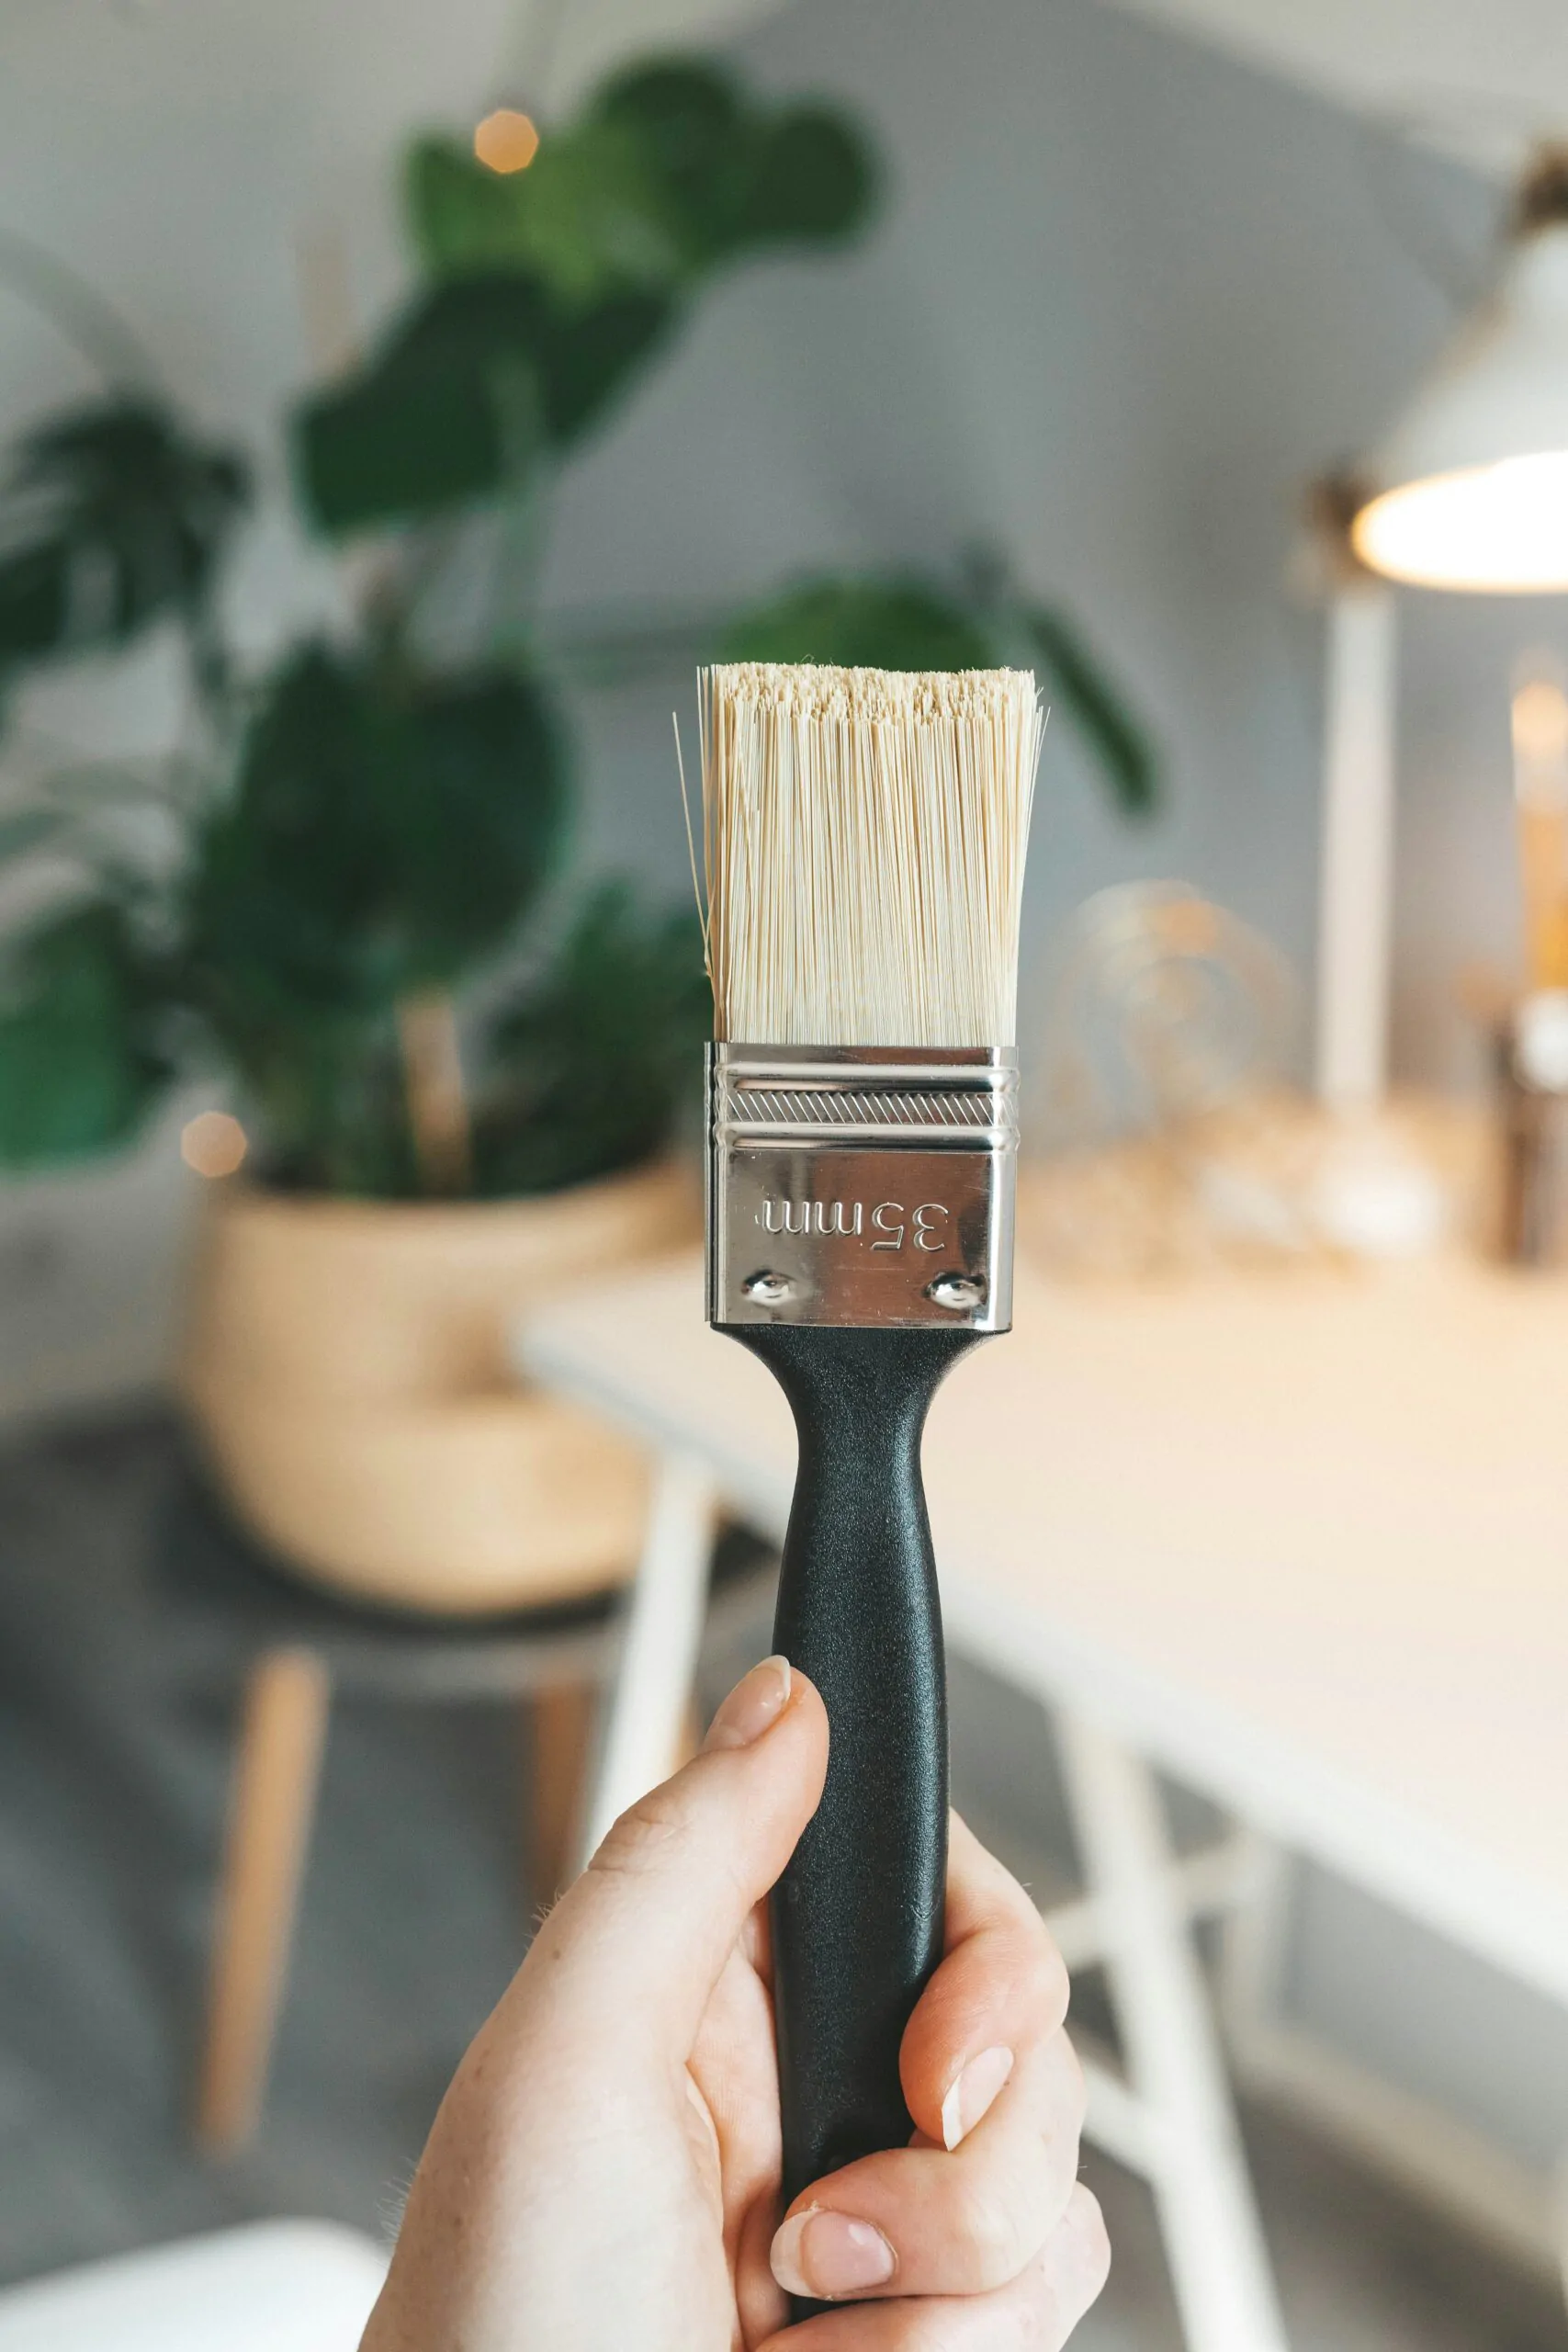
[181,1159,699,1615]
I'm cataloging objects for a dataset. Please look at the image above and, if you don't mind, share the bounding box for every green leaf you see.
[402,666,568,965]
[724,571,1161,818]
[592,62,745,187]
[187,650,568,1197]
[0,543,71,664]
[0,900,167,1167]
[333,65,877,533]
[186,643,566,1028]
[0,807,68,862]
[537,288,674,447]
[408,125,685,303]
[412,72,879,293]
[591,60,751,268]
[296,366,525,537]
[407,139,530,281]
[476,881,708,1193]
[504,119,687,300]
[731,107,878,248]
[0,399,249,671]
[294,276,550,535]
[592,64,877,263]
[722,577,993,671]
[1018,601,1160,818]
[293,270,677,531]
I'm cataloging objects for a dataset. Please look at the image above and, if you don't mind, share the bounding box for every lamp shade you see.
[1353,221,1568,592]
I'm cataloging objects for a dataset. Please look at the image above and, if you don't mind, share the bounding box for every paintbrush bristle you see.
[699,662,1042,1047]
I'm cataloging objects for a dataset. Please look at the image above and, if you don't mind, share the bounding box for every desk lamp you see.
[1313,152,1568,1187]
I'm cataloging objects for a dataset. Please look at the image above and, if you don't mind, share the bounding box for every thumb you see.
[525,1657,828,2059]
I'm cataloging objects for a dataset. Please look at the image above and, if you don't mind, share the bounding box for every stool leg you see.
[195,1647,330,2154]
[576,1453,718,1870]
[526,1680,595,1905]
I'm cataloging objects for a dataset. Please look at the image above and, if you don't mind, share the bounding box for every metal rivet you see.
[926,1272,986,1311]
[742,1270,795,1306]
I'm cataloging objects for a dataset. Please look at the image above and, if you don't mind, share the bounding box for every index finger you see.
[899,1811,1069,2149]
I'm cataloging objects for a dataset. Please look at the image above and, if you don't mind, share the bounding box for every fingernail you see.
[704,1655,792,1751]
[770,2206,896,2300]
[941,2043,1014,2150]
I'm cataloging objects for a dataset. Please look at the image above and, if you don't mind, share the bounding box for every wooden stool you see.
[159,1465,773,2156]
[158,1470,626,2156]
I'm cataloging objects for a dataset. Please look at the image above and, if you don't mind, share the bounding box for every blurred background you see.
[4,0,1568,2346]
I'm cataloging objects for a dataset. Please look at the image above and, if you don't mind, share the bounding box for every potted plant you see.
[0,57,1156,1611]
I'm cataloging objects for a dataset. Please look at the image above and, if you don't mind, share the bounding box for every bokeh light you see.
[473,108,540,175]
[1513,673,1568,770]
[181,1110,248,1178]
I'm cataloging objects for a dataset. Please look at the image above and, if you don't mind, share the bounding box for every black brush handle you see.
[729,1322,982,2312]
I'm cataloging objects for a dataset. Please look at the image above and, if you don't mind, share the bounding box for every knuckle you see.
[901,2316,972,2352]
[1042,2187,1111,2346]
[986,1905,1070,2034]
[1032,1935,1072,2034]
[1051,2031,1089,2139]
[953,2176,1033,2289]
[909,2319,976,2352]
[1078,2189,1111,2294]
[588,1789,692,1882]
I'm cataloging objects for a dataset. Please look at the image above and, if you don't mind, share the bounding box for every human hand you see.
[360,1656,1107,2350]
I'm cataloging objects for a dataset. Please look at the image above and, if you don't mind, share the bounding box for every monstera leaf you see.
[186,643,567,1023]
[727,107,874,247]
[0,401,249,673]
[588,61,750,266]
[724,572,1160,817]
[403,664,569,963]
[476,882,709,1194]
[591,62,874,266]
[0,899,168,1167]
[295,278,550,535]
[723,578,994,673]
[1017,601,1157,816]
[410,120,686,302]
[412,62,874,295]
[295,274,675,534]
[297,58,877,537]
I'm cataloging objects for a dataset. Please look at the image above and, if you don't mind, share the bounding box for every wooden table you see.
[519,1250,1568,2352]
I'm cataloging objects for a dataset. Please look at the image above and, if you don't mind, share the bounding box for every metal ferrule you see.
[706,1043,1019,1331]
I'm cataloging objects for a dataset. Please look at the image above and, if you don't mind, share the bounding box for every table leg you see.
[1055,1709,1290,2352]
[575,1452,718,1871]
[195,1647,331,2154]
[1215,1829,1293,2054]
[1220,1837,1561,2282]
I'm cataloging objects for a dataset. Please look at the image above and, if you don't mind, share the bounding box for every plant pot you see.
[180,1159,699,1614]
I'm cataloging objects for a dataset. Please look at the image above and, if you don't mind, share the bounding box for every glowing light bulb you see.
[1353,450,1568,593]
[181,1111,248,1179]
[473,108,539,175]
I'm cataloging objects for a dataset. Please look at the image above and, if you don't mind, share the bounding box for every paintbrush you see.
[699,662,1042,2289]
